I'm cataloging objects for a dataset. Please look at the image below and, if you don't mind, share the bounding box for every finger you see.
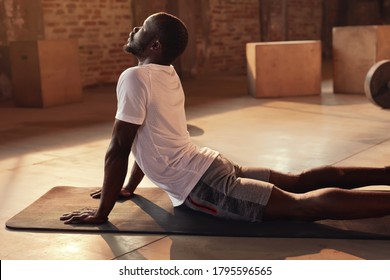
[60,208,95,220]
[60,211,82,220]
[63,213,91,224]
[77,209,96,217]
[90,189,101,195]
[90,190,102,197]
[60,213,73,220]
[63,215,83,224]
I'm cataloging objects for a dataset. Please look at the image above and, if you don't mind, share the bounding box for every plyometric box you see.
[9,40,82,107]
[246,41,322,98]
[333,25,390,94]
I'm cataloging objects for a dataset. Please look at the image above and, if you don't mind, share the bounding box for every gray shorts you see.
[184,154,274,222]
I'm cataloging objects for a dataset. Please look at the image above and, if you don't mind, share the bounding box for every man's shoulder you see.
[118,66,150,88]
[120,66,149,79]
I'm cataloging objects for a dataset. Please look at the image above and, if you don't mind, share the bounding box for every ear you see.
[150,40,161,51]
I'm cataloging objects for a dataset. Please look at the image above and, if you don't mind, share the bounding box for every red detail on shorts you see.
[188,197,218,215]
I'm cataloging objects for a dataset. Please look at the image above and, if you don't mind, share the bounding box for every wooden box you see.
[9,40,82,107]
[333,25,390,94]
[246,41,322,98]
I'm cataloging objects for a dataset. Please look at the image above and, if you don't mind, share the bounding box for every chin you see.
[123,44,133,54]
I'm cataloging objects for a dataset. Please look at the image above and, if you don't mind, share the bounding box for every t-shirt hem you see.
[168,151,220,207]
[115,114,144,125]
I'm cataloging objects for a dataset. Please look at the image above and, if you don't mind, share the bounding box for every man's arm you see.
[90,160,145,199]
[123,160,145,195]
[60,120,140,224]
[90,161,144,199]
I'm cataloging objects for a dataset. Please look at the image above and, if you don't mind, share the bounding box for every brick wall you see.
[0,0,44,43]
[287,0,322,40]
[42,0,135,86]
[195,0,261,75]
[1,0,388,90]
[260,0,322,41]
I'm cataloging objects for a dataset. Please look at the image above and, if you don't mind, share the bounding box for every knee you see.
[263,189,316,221]
[298,166,342,188]
[295,188,344,221]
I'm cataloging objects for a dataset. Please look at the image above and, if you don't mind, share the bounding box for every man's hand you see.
[60,208,108,224]
[90,188,134,200]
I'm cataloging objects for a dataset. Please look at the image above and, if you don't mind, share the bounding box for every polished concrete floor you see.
[1,65,390,260]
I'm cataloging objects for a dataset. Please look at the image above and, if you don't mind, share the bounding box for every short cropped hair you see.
[154,13,188,63]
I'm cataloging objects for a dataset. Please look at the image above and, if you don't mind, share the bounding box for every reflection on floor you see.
[1,68,390,260]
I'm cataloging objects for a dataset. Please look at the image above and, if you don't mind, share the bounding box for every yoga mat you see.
[6,186,390,239]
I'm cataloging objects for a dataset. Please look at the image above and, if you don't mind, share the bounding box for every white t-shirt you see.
[115,64,219,206]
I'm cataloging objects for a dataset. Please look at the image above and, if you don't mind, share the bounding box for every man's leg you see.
[239,165,390,193]
[262,186,390,221]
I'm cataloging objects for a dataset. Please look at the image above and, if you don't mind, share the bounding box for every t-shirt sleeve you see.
[115,68,149,125]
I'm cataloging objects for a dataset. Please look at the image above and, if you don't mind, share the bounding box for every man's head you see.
[124,12,188,65]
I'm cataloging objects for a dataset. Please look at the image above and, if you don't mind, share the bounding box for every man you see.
[61,12,390,224]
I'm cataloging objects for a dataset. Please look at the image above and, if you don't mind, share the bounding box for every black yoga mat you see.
[6,186,390,239]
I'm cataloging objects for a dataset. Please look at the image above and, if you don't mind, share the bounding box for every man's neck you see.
[138,57,170,66]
